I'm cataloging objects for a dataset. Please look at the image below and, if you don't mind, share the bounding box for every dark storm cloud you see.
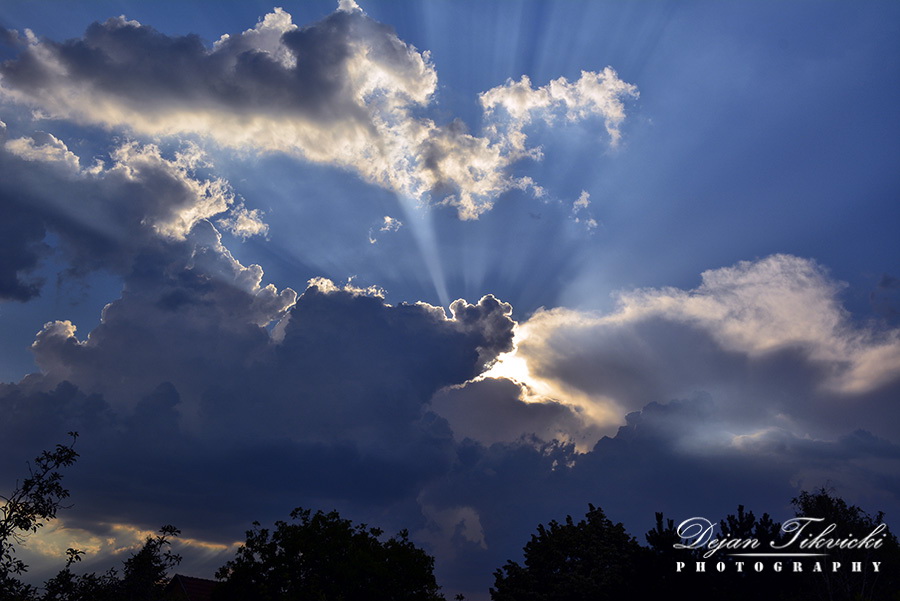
[28,261,513,427]
[0,114,519,572]
[4,249,900,595]
[1,228,515,533]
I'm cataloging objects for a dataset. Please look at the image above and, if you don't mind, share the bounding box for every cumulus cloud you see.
[478,254,900,444]
[0,269,516,558]
[0,6,636,219]
[4,252,900,595]
[5,130,83,173]
[610,254,900,394]
[16,229,513,444]
[480,68,639,153]
[29,226,297,410]
[0,129,270,300]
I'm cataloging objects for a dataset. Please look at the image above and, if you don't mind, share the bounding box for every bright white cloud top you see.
[0,6,636,219]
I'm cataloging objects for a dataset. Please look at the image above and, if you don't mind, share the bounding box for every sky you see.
[1,0,899,597]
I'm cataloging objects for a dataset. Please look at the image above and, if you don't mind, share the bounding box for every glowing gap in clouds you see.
[477,324,627,441]
[19,519,242,560]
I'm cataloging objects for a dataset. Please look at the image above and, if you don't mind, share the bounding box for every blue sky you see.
[1,1,899,597]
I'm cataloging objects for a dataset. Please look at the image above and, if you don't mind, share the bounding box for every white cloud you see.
[0,7,637,220]
[368,215,402,243]
[480,68,639,152]
[212,7,299,69]
[0,128,277,309]
[338,0,362,13]
[569,190,599,231]
[217,204,268,239]
[106,142,236,241]
[5,131,83,173]
[608,254,900,394]
[2,133,254,242]
[573,190,591,212]
[454,255,900,446]
[380,215,402,232]
[579,217,598,230]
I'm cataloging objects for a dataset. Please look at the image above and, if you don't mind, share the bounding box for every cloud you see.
[0,6,637,219]
[609,254,900,395]
[416,501,487,562]
[429,376,602,449]
[28,224,297,409]
[5,130,83,173]
[414,394,900,593]
[0,129,269,300]
[0,130,520,582]
[4,253,900,595]
[368,215,402,244]
[0,192,47,301]
[480,68,639,152]
[573,190,591,212]
[13,258,516,461]
[216,205,268,239]
[570,190,598,231]
[0,271,517,556]
[470,255,900,450]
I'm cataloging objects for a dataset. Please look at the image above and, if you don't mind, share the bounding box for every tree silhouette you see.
[490,504,645,601]
[37,525,183,601]
[41,562,120,601]
[497,492,899,601]
[643,511,691,597]
[0,433,80,599]
[789,487,900,601]
[213,507,445,601]
[118,525,183,601]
